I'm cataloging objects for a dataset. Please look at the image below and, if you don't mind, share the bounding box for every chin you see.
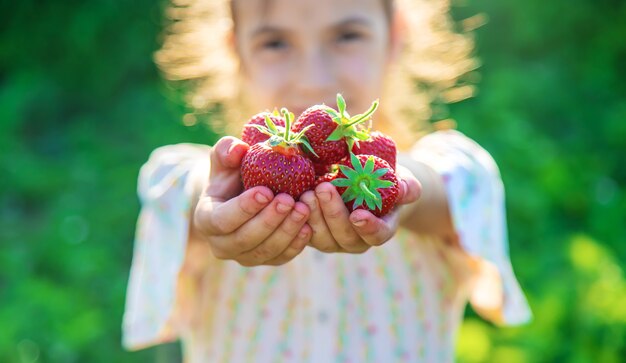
[290,108,306,117]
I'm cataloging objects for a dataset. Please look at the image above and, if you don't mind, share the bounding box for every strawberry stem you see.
[282,108,292,141]
[346,99,379,127]
[323,94,380,150]
[255,107,317,157]
[359,181,376,200]
[331,153,392,212]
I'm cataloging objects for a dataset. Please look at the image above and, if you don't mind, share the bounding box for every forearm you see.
[397,153,455,237]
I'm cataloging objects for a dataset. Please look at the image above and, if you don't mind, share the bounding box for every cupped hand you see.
[192,136,312,266]
[300,165,421,253]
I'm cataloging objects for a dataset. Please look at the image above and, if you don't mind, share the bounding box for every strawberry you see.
[312,160,333,176]
[315,171,337,186]
[331,153,400,217]
[241,109,316,199]
[292,105,346,170]
[241,111,286,145]
[292,94,378,174]
[352,131,397,170]
[314,165,339,187]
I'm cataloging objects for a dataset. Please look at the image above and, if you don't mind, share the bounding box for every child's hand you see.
[193,137,312,266]
[300,167,420,253]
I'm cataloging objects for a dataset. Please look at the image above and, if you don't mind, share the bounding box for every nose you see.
[295,45,336,102]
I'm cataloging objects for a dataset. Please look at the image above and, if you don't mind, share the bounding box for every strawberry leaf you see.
[349,153,364,173]
[248,124,274,137]
[363,156,375,174]
[372,168,389,178]
[326,126,345,141]
[299,137,319,157]
[264,115,278,133]
[293,124,314,140]
[355,195,365,209]
[323,106,340,121]
[251,107,317,157]
[337,93,346,115]
[346,137,356,152]
[331,178,353,187]
[341,167,359,180]
[354,130,370,141]
[331,153,394,214]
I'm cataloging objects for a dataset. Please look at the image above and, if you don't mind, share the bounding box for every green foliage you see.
[449,0,626,361]
[1,0,624,362]
[1,1,210,361]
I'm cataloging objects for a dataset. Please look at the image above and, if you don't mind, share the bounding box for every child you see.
[123,0,532,362]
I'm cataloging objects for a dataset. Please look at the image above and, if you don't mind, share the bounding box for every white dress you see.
[122,130,531,363]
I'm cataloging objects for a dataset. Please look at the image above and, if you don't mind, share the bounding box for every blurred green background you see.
[1,0,624,362]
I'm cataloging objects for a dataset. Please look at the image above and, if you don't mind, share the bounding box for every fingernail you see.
[401,180,408,197]
[316,190,331,202]
[305,197,317,211]
[352,219,367,227]
[298,228,309,239]
[291,210,305,222]
[255,192,271,204]
[289,235,307,251]
[277,202,292,213]
[227,142,237,155]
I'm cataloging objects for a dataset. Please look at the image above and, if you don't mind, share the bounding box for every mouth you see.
[287,96,348,118]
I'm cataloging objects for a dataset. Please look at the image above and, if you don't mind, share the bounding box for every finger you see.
[211,136,249,172]
[349,208,399,247]
[206,234,237,260]
[205,198,293,266]
[300,190,341,253]
[315,183,366,252]
[235,201,309,264]
[224,194,295,254]
[395,165,421,205]
[206,137,249,200]
[264,224,312,265]
[194,186,274,236]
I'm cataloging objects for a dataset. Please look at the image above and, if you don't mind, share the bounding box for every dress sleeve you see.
[122,143,211,350]
[408,130,532,326]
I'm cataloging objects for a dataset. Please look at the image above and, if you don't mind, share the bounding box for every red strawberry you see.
[241,109,316,199]
[292,94,378,174]
[352,131,397,170]
[314,167,339,187]
[312,160,333,176]
[331,153,400,217]
[241,111,286,145]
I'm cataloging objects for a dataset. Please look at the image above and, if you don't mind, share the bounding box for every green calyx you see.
[323,93,379,151]
[252,108,318,157]
[331,153,393,211]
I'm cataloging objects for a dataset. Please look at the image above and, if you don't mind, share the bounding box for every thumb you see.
[210,136,249,175]
[395,165,421,205]
[206,136,249,200]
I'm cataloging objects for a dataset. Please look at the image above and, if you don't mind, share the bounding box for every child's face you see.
[233,0,394,117]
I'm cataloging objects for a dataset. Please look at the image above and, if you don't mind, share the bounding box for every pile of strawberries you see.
[240,94,400,217]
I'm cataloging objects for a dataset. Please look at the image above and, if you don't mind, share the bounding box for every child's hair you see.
[155,0,479,148]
